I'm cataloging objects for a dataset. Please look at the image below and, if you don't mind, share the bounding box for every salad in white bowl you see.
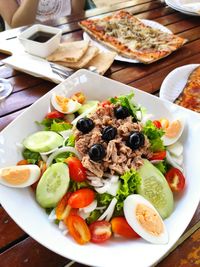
[0,89,186,246]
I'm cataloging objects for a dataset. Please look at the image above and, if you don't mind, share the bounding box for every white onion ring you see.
[48,209,56,221]
[98,198,117,221]
[81,200,97,213]
[46,146,81,167]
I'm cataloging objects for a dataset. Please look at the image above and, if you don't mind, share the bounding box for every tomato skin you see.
[68,188,95,208]
[101,100,111,107]
[150,151,166,161]
[17,159,28,165]
[153,120,162,129]
[89,220,112,243]
[45,111,64,119]
[165,167,185,192]
[111,217,140,239]
[56,192,72,220]
[65,157,86,182]
[66,214,91,245]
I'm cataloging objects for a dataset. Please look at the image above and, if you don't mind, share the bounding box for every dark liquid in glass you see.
[28,31,55,43]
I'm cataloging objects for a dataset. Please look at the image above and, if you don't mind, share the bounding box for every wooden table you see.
[0,1,200,266]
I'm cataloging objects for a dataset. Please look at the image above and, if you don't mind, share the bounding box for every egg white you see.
[51,93,81,114]
[124,194,168,244]
[0,165,41,188]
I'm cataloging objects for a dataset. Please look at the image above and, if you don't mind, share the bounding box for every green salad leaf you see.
[69,180,90,192]
[54,152,72,163]
[97,193,113,206]
[22,148,41,164]
[110,91,141,121]
[116,169,141,212]
[154,161,168,174]
[66,135,75,147]
[142,120,165,152]
[37,118,72,132]
[86,210,101,224]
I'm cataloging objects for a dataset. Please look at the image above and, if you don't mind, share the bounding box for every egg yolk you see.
[2,168,30,185]
[136,204,164,236]
[55,95,69,113]
[165,120,182,139]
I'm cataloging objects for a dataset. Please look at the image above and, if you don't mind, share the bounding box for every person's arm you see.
[0,0,39,28]
[71,0,85,14]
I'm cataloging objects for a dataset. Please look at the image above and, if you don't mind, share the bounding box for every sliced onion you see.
[46,146,81,167]
[59,129,73,139]
[95,206,106,210]
[48,209,56,221]
[104,173,119,183]
[78,210,91,219]
[58,220,67,231]
[80,200,97,213]
[62,229,69,235]
[167,141,183,157]
[98,198,117,221]
[88,180,104,187]
[39,153,48,162]
[106,181,120,197]
[40,147,59,156]
[95,182,110,194]
[166,151,183,172]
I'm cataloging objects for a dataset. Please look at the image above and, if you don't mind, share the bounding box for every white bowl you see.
[0,70,200,267]
[18,24,62,58]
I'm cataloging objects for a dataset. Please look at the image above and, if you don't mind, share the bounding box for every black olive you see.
[102,126,117,141]
[114,106,130,119]
[88,144,106,162]
[76,118,94,134]
[127,132,145,150]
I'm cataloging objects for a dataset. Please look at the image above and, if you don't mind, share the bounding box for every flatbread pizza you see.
[175,66,200,112]
[79,10,187,64]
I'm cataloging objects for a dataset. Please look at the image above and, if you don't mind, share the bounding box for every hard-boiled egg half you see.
[162,118,185,146]
[51,93,81,114]
[124,194,168,244]
[0,165,41,188]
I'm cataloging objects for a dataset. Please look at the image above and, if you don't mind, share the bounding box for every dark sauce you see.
[28,31,55,43]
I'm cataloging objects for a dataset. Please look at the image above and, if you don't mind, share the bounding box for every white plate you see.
[83,19,172,63]
[0,69,200,267]
[159,64,200,103]
[165,0,200,16]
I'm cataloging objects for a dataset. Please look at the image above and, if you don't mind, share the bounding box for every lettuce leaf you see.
[37,118,72,132]
[142,120,165,152]
[86,210,101,224]
[110,91,141,121]
[154,160,168,174]
[66,135,75,147]
[97,193,112,206]
[116,169,141,212]
[22,148,41,164]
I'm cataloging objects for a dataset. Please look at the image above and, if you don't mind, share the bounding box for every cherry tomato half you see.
[45,111,64,119]
[165,167,185,192]
[150,151,166,161]
[111,217,140,239]
[65,214,91,245]
[101,100,111,107]
[17,159,28,165]
[153,120,162,129]
[68,188,95,208]
[56,192,72,220]
[89,220,112,243]
[65,157,86,182]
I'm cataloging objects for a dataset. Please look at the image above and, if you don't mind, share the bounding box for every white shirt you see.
[16,0,71,22]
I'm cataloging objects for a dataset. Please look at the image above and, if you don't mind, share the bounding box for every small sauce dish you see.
[18,24,62,58]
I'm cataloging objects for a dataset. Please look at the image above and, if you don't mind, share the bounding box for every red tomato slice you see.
[111,217,140,239]
[65,214,91,245]
[68,188,95,208]
[45,111,64,119]
[65,157,86,182]
[89,220,112,243]
[153,120,162,129]
[101,100,111,107]
[165,167,185,192]
[150,151,166,161]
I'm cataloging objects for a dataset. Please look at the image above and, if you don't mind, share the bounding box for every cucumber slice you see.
[23,131,63,153]
[36,163,70,208]
[78,100,99,114]
[137,159,174,219]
